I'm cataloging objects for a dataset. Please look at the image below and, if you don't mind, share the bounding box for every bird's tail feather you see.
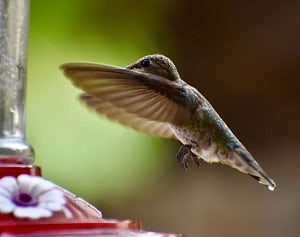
[226,148,276,191]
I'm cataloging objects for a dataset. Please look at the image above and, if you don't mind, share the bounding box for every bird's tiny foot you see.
[192,156,200,167]
[176,144,199,171]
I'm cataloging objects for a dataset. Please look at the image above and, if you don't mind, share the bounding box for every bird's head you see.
[126,54,181,81]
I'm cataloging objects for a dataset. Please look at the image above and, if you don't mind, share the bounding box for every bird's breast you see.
[169,123,222,163]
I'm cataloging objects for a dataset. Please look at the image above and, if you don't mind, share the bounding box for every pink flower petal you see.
[38,189,66,211]
[39,201,64,211]
[17,174,36,194]
[0,196,15,213]
[14,207,52,219]
[0,176,17,194]
[18,175,54,196]
[0,186,11,198]
[39,189,65,203]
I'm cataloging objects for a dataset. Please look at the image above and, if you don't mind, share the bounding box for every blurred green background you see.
[27,1,300,236]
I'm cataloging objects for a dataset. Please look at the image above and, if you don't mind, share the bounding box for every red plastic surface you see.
[0,165,182,236]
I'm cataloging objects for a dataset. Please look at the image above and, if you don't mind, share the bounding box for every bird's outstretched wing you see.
[61,63,191,138]
[79,94,174,138]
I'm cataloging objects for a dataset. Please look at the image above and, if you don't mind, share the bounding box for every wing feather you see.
[80,94,174,138]
[61,62,192,136]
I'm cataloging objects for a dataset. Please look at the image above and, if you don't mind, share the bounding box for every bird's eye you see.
[140,58,150,67]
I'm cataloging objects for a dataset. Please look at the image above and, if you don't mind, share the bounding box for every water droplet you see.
[268,185,275,191]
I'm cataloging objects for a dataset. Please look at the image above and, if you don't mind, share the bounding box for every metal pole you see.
[0,0,34,164]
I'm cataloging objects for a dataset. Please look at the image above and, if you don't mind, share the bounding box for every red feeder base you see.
[0,165,183,237]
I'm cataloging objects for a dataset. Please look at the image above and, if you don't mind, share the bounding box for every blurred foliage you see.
[27,0,176,203]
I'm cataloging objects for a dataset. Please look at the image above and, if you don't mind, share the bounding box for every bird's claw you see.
[176,144,199,171]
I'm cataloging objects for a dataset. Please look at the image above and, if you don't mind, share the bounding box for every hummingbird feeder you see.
[0,0,182,236]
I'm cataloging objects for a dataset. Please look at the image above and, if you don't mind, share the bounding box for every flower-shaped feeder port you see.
[0,168,182,236]
[0,174,68,219]
[0,169,147,236]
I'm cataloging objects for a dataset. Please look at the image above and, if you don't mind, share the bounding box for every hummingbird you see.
[61,54,276,191]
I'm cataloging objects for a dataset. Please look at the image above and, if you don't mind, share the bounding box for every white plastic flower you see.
[0,174,67,219]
